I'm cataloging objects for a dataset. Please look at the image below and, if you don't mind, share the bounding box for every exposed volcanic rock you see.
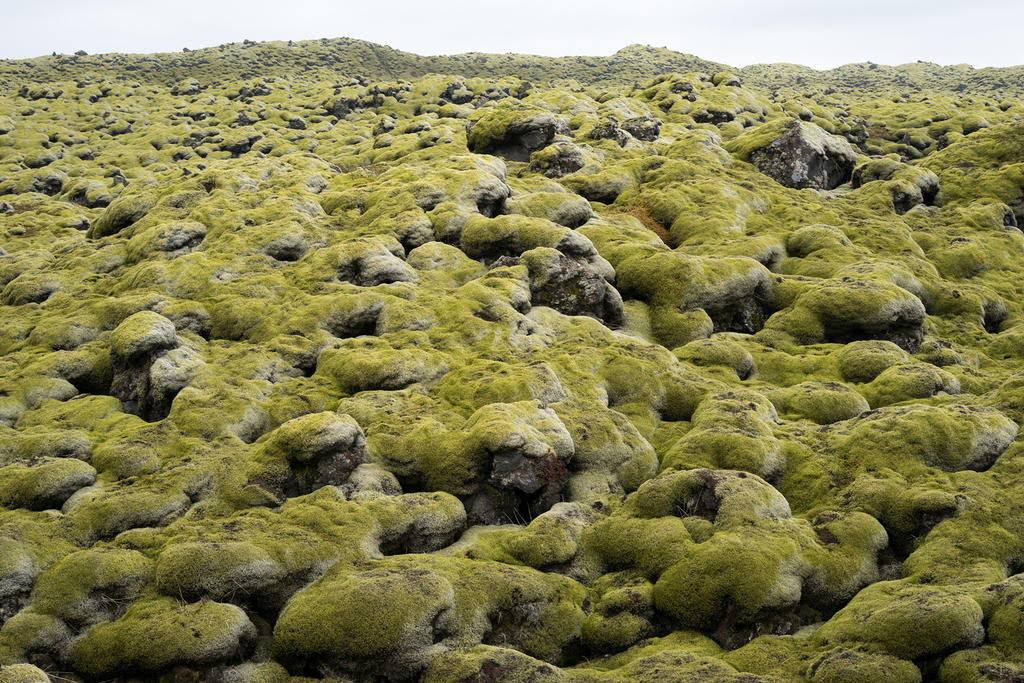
[729,119,859,190]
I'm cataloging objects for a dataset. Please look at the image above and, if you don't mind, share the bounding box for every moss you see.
[0,664,51,682]
[591,646,748,681]
[86,192,156,239]
[583,516,692,577]
[660,391,783,479]
[938,647,1024,683]
[466,107,562,160]
[108,310,178,360]
[581,570,655,652]
[214,662,292,683]
[460,214,574,261]
[769,381,869,424]
[674,337,755,380]
[436,360,566,413]
[29,548,152,623]
[155,541,284,602]
[4,41,1024,682]
[64,483,192,544]
[70,597,256,678]
[984,579,1024,652]
[275,555,586,676]
[505,191,594,229]
[812,582,984,660]
[806,646,922,682]
[760,278,926,352]
[653,531,803,630]
[835,404,1018,472]
[424,645,568,682]
[861,361,960,407]
[0,458,96,510]
[835,340,909,383]
[315,341,450,394]
[505,499,598,569]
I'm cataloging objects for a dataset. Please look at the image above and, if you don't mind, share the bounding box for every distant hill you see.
[1,38,1021,95]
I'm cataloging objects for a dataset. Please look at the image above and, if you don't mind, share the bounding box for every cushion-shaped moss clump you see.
[980,576,1024,652]
[769,380,869,424]
[806,646,922,683]
[0,664,51,682]
[424,644,569,682]
[86,192,156,239]
[275,556,586,679]
[653,531,805,630]
[674,337,756,380]
[834,403,1018,472]
[316,341,450,394]
[504,502,596,569]
[761,278,926,352]
[812,582,984,660]
[861,361,961,407]
[615,251,774,347]
[835,339,909,383]
[0,458,96,510]
[274,564,457,677]
[155,541,285,602]
[938,646,1024,683]
[28,548,151,626]
[108,310,178,361]
[460,214,578,261]
[660,391,783,479]
[252,411,366,496]
[70,597,257,678]
[625,468,791,528]
[466,107,564,161]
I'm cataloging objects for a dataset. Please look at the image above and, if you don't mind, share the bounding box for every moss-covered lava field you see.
[2,38,1024,682]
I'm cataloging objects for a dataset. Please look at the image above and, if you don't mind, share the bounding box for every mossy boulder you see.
[86,192,156,238]
[812,582,984,660]
[835,403,1018,471]
[0,664,51,682]
[155,541,285,602]
[253,411,367,496]
[807,647,922,683]
[109,311,178,361]
[727,119,858,190]
[835,340,909,383]
[0,458,96,510]
[70,597,257,678]
[467,108,565,161]
[761,278,926,352]
[275,556,586,679]
[769,381,869,424]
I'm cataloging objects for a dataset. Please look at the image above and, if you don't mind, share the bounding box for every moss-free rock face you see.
[3,38,1024,683]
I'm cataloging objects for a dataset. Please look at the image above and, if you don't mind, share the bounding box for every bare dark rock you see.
[749,120,858,190]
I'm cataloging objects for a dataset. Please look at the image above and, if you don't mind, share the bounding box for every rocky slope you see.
[1,40,1024,682]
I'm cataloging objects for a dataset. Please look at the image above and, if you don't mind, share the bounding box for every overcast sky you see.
[3,0,1022,69]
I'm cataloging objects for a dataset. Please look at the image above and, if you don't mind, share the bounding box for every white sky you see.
[2,0,1022,69]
